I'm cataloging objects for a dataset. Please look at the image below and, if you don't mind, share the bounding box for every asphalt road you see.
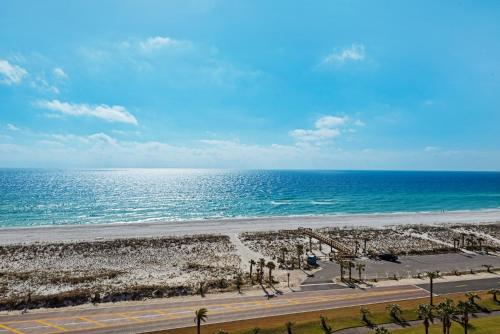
[0,285,427,334]
[1,277,498,334]
[417,276,500,294]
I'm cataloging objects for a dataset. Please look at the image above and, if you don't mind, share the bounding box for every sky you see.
[1,0,500,170]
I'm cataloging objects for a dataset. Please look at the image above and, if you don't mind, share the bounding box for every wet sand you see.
[1,209,499,245]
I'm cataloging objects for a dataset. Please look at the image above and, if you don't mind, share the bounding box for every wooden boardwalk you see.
[283,227,355,257]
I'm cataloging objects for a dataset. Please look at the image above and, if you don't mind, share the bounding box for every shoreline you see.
[1,209,500,245]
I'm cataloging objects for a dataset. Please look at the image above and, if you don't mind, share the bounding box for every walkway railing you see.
[283,227,355,257]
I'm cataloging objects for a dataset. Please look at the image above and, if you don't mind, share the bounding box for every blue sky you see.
[1,0,500,170]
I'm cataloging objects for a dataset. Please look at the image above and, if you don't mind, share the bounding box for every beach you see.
[1,210,500,311]
[1,210,500,245]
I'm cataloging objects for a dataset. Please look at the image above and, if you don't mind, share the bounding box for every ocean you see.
[0,169,500,228]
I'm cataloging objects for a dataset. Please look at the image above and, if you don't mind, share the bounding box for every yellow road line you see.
[78,317,106,328]
[0,324,24,334]
[1,287,426,330]
[153,310,177,319]
[36,319,66,332]
[119,313,143,323]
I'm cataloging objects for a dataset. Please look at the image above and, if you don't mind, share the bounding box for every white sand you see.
[1,210,500,245]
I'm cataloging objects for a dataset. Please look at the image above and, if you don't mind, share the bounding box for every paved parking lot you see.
[304,252,500,285]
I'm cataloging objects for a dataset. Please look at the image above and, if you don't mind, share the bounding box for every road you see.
[0,277,498,334]
[417,276,500,294]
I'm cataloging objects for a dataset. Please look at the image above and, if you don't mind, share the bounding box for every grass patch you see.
[391,315,500,334]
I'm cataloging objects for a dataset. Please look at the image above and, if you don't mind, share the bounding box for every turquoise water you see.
[0,169,500,228]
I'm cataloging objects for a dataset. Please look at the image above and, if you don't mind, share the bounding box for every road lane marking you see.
[78,317,106,328]
[0,287,427,333]
[35,319,67,332]
[455,284,467,287]
[0,324,24,334]
[118,313,143,323]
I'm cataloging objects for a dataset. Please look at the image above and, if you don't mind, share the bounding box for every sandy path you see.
[227,233,269,270]
[0,210,499,245]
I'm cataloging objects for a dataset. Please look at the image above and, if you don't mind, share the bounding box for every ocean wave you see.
[310,200,336,205]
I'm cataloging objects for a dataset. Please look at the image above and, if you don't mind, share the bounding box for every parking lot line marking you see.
[0,324,24,334]
[35,320,66,332]
[78,317,105,328]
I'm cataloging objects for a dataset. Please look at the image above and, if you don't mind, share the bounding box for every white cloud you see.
[290,127,341,142]
[315,116,347,128]
[53,67,68,79]
[291,115,357,144]
[2,130,500,170]
[37,99,138,125]
[0,59,27,85]
[354,119,366,127]
[30,76,59,94]
[424,146,439,152]
[6,124,19,131]
[322,44,365,66]
[139,36,185,52]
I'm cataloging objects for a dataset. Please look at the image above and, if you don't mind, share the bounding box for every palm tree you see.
[194,308,208,334]
[235,273,243,294]
[416,303,433,334]
[457,300,474,334]
[199,282,205,298]
[356,263,366,282]
[362,238,369,254]
[280,247,288,264]
[465,292,481,306]
[360,306,372,326]
[251,328,261,334]
[477,237,485,250]
[249,259,256,284]
[213,330,228,334]
[259,258,265,274]
[285,321,294,334]
[482,264,493,273]
[385,303,402,322]
[339,260,345,281]
[488,288,499,303]
[259,258,266,283]
[266,261,276,282]
[296,244,304,269]
[347,261,354,282]
[375,326,390,334]
[436,298,455,334]
[426,271,439,306]
[319,316,333,334]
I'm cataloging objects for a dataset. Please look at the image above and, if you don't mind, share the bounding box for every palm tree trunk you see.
[197,319,200,334]
[430,276,434,306]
